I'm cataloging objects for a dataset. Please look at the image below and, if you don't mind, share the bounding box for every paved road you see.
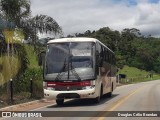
[1,80,160,120]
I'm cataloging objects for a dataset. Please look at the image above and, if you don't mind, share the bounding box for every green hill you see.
[0,55,20,86]
[0,45,40,86]
[118,65,160,83]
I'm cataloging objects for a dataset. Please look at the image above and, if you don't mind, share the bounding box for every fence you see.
[0,76,43,108]
[119,75,153,84]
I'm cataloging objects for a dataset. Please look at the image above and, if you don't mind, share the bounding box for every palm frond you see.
[31,14,62,35]
[1,0,31,26]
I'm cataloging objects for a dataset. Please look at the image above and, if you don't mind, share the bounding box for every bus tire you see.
[94,96,100,103]
[108,83,113,97]
[107,92,112,97]
[56,99,64,105]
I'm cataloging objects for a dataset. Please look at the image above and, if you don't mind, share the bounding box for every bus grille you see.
[57,93,80,99]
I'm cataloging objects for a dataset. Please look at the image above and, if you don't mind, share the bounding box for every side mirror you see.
[38,51,45,66]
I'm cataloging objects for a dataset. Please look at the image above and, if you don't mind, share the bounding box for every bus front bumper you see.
[44,87,96,100]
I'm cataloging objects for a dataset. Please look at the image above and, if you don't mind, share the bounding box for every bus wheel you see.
[94,95,100,103]
[56,99,64,105]
[108,83,113,97]
[107,92,112,97]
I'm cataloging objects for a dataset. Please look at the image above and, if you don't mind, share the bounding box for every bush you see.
[15,68,43,98]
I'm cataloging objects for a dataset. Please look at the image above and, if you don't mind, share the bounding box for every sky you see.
[30,0,160,38]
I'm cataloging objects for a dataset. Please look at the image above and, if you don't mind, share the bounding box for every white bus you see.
[40,37,117,105]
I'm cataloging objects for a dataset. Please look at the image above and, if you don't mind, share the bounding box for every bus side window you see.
[113,55,116,65]
[100,46,103,58]
[103,48,106,62]
[108,51,111,64]
[105,49,108,62]
[110,53,112,64]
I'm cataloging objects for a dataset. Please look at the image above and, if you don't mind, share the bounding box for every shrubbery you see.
[15,68,43,98]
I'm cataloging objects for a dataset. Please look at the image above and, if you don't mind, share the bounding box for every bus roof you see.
[48,37,97,43]
[47,37,114,53]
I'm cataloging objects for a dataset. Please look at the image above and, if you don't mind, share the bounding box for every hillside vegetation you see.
[0,55,20,86]
[24,45,39,69]
[71,27,160,74]
[119,65,149,78]
[118,65,160,83]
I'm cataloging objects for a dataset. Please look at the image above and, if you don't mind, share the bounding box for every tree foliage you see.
[0,0,62,81]
[0,0,62,47]
[70,27,160,73]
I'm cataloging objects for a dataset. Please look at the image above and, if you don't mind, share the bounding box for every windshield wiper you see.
[55,57,81,81]
[70,65,81,81]
[70,57,81,81]
[55,58,67,81]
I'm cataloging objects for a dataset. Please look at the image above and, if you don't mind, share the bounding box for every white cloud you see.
[134,1,160,36]
[136,2,160,24]
[31,0,160,37]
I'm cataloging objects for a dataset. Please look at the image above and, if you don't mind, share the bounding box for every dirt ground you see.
[0,99,55,111]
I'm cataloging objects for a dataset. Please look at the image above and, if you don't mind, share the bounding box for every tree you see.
[0,0,31,26]
[0,0,62,93]
[0,0,62,46]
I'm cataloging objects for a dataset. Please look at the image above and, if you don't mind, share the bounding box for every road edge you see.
[0,99,48,111]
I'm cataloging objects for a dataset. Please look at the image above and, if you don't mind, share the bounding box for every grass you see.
[118,65,160,84]
[0,55,20,86]
[0,45,40,86]
[24,45,39,69]
[0,45,42,108]
[118,65,149,78]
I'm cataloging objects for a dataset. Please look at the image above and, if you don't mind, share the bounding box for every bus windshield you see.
[45,42,95,81]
